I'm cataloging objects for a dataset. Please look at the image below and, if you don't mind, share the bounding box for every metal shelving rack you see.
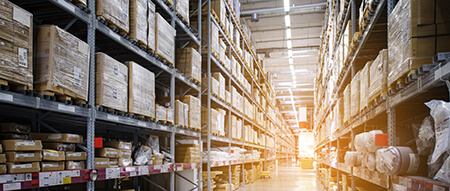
[314,0,450,190]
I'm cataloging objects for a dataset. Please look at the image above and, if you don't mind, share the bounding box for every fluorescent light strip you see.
[286,28,292,39]
[284,15,291,27]
[287,40,292,49]
[289,57,293,64]
[288,49,293,57]
[284,0,290,12]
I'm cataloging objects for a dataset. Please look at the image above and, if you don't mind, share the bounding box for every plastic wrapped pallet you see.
[176,0,189,24]
[202,108,219,135]
[182,95,201,130]
[176,47,201,82]
[387,0,450,87]
[126,61,155,118]
[129,0,147,45]
[212,0,226,24]
[213,72,226,100]
[225,90,231,103]
[0,1,33,90]
[155,13,175,65]
[96,0,129,33]
[343,84,351,123]
[369,49,388,102]
[376,148,387,173]
[147,1,155,51]
[360,62,370,111]
[217,109,226,136]
[355,132,369,153]
[95,53,128,112]
[35,25,90,101]
[167,107,174,124]
[351,71,360,117]
[156,104,166,122]
[175,100,185,127]
[134,145,152,165]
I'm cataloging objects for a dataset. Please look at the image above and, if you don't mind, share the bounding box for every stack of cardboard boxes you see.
[175,142,200,163]
[104,141,133,167]
[2,139,42,173]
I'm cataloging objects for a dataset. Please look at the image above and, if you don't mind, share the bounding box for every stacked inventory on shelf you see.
[315,0,450,190]
[0,0,296,191]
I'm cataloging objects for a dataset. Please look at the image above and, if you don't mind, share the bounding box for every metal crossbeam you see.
[142,176,168,191]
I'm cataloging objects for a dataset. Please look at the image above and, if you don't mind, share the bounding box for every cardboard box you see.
[129,0,147,45]
[66,161,85,170]
[0,123,30,134]
[109,159,118,167]
[0,164,5,174]
[369,49,388,102]
[96,0,129,33]
[155,13,175,65]
[213,72,226,100]
[156,104,167,122]
[43,142,75,151]
[95,157,110,168]
[5,151,41,162]
[360,62,370,111]
[351,71,360,117]
[0,1,33,90]
[175,100,186,127]
[126,61,155,118]
[6,162,40,173]
[30,133,83,143]
[104,141,132,150]
[175,0,189,24]
[175,48,201,82]
[182,95,201,130]
[0,154,4,163]
[65,152,87,161]
[147,0,155,51]
[120,150,132,158]
[118,158,133,167]
[2,140,42,151]
[42,149,65,161]
[95,53,128,112]
[41,161,64,171]
[0,133,28,140]
[96,147,121,158]
[343,84,351,123]
[35,25,90,101]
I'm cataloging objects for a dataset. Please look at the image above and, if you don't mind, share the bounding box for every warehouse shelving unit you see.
[0,0,296,191]
[314,0,450,190]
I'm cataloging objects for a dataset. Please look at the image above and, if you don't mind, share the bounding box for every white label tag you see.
[73,67,81,87]
[16,153,34,158]
[129,171,137,177]
[12,164,32,169]
[139,166,149,175]
[179,130,185,134]
[17,141,35,146]
[44,152,59,157]
[42,163,59,168]
[125,167,135,172]
[107,114,119,121]
[18,48,27,67]
[13,7,30,28]
[177,166,182,171]
[106,168,120,179]
[106,151,117,155]
[161,126,168,130]
[39,172,61,187]
[67,152,82,157]
[58,0,75,12]
[0,92,13,102]
[3,183,21,191]
[138,121,146,127]
[58,104,75,113]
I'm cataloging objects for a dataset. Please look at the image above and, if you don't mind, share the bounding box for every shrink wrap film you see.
[364,152,376,171]
[175,100,185,127]
[167,107,174,124]
[376,148,387,173]
[343,84,351,123]
[355,132,369,153]
[147,1,155,51]
[182,95,201,130]
[176,47,201,82]
[156,104,166,122]
[217,109,226,136]
[176,0,189,24]
[369,49,388,102]
[126,61,155,118]
[118,158,133,167]
[96,0,129,33]
[155,13,175,64]
[95,53,128,112]
[129,0,147,45]
[65,161,85,170]
[213,72,226,100]
[146,135,159,154]
[0,1,33,89]
[133,145,152,166]
[202,108,219,135]
[351,71,360,117]
[360,62,370,111]
[225,90,231,103]
[35,25,90,101]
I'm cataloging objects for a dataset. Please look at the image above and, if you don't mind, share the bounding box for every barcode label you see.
[18,48,27,67]
[107,114,119,121]
[58,104,75,113]
[73,67,81,87]
[0,92,13,102]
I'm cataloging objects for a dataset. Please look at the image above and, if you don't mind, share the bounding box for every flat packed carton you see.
[147,1,156,51]
[118,158,133,167]
[5,151,41,162]
[129,0,147,45]
[66,161,85,170]
[213,72,226,100]
[43,142,75,151]
[104,141,132,150]
[95,157,110,168]
[182,95,201,130]
[120,150,132,158]
[0,154,4,163]
[0,123,30,134]
[65,152,87,161]
[126,61,155,118]
[0,0,33,90]
[343,84,351,123]
[42,149,65,161]
[0,133,28,140]
[155,13,175,65]
[95,53,128,112]
[175,48,201,82]
[35,25,90,101]
[2,140,42,151]
[96,0,129,33]
[0,165,5,174]
[30,133,83,143]
[96,147,121,158]
[6,162,40,173]
[41,161,64,171]
[109,159,118,167]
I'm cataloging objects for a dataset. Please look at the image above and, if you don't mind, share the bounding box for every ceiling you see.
[240,0,326,130]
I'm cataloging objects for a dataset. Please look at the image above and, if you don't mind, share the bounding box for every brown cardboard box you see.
[109,159,118,167]
[5,151,41,162]
[42,149,65,161]
[65,152,87,161]
[66,161,85,170]
[0,154,5,163]
[129,0,147,45]
[182,95,201,130]
[0,123,30,134]
[41,161,64,171]
[120,150,132,158]
[175,48,201,82]
[35,25,90,101]
[95,53,128,113]
[42,142,75,151]
[96,147,121,158]
[1,140,42,151]
[6,162,40,173]
[96,0,129,33]
[0,133,29,140]
[104,141,132,150]
[0,164,5,174]
[95,157,110,168]
[126,61,155,118]
[118,158,133,167]
[30,133,83,143]
[0,1,33,90]
[155,13,175,65]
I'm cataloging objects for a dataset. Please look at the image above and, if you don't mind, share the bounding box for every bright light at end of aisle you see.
[285,15,291,27]
[286,28,292,39]
[287,40,292,49]
[284,0,290,12]
[289,57,293,64]
[289,64,294,71]
[288,49,293,57]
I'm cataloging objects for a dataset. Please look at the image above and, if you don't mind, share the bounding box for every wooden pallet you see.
[97,16,129,35]
[175,11,189,25]
[0,78,32,92]
[389,69,416,95]
[38,90,87,105]
[128,113,155,121]
[96,105,127,115]
[155,52,174,66]
[368,91,387,107]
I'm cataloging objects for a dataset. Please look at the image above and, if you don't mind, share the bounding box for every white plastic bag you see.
[355,132,370,153]
[434,156,450,184]
[376,148,387,173]
[416,116,435,156]
[425,100,450,164]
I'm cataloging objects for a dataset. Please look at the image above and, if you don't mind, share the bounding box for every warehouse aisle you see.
[238,163,324,191]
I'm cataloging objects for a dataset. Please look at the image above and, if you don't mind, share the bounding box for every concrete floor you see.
[238,163,325,191]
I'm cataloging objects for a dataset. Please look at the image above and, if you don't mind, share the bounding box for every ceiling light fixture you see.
[284,15,291,27]
[286,28,291,39]
[289,64,294,71]
[288,49,293,57]
[284,0,290,12]
[287,40,292,49]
